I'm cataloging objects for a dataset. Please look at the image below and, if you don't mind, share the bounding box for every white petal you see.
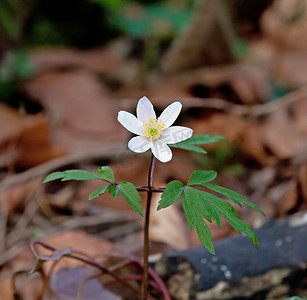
[159,102,182,129]
[118,111,144,135]
[136,96,156,124]
[160,126,193,144]
[151,141,172,163]
[128,136,151,153]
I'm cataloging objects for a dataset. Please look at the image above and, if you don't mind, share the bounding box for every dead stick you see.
[122,85,307,117]
[0,143,129,191]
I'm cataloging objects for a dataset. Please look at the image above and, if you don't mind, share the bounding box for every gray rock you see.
[152,212,307,300]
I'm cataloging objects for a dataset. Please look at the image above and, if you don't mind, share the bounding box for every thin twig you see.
[30,241,145,298]
[0,242,27,266]
[7,213,137,248]
[7,183,44,246]
[158,85,307,117]
[100,220,141,239]
[0,213,137,267]
[121,85,307,117]
[0,143,128,192]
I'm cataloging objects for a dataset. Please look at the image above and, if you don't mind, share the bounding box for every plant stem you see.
[142,154,156,300]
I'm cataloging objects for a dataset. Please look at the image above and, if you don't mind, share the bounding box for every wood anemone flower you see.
[118,96,193,162]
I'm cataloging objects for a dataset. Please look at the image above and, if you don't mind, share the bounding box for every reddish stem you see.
[142,155,156,299]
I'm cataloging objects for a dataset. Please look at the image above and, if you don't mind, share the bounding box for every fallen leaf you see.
[261,0,307,87]
[266,179,298,217]
[44,230,120,270]
[262,109,301,160]
[0,275,14,300]
[23,70,127,153]
[241,125,274,166]
[0,105,65,169]
[261,0,307,51]
[0,179,41,214]
[31,45,126,76]
[50,266,121,300]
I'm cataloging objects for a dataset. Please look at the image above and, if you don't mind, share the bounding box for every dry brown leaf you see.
[169,64,270,104]
[23,70,127,153]
[279,179,298,216]
[0,103,24,142]
[0,241,44,300]
[0,231,119,300]
[41,230,120,273]
[14,276,43,300]
[0,179,41,214]
[293,97,307,134]
[0,105,65,169]
[31,46,125,76]
[241,125,274,166]
[11,115,65,169]
[261,0,307,51]
[187,112,245,143]
[262,109,301,160]
[0,274,43,300]
[260,0,307,87]
[266,180,298,217]
[0,275,14,300]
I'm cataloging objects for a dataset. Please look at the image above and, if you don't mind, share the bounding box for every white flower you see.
[118,96,193,162]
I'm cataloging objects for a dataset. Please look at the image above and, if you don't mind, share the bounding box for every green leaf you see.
[198,190,258,248]
[196,219,215,255]
[60,170,102,181]
[157,180,183,210]
[97,166,115,182]
[188,170,217,186]
[43,167,116,184]
[109,2,193,39]
[198,190,239,217]
[169,143,207,154]
[118,182,143,216]
[181,134,225,145]
[204,201,222,228]
[184,187,212,222]
[221,208,258,248]
[182,187,215,254]
[42,172,66,183]
[203,184,265,216]
[89,185,110,200]
[43,170,101,183]
[108,185,119,198]
[181,180,260,251]
[88,0,124,11]
[182,192,196,230]
[169,134,225,155]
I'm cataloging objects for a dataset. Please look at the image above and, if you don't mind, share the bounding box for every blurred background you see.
[1,0,307,299]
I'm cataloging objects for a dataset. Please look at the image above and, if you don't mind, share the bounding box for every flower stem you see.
[142,154,156,299]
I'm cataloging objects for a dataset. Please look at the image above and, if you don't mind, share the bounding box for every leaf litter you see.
[2,1,307,298]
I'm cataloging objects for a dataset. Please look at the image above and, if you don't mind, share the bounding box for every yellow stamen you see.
[143,117,165,141]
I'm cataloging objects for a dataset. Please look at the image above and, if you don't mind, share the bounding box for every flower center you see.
[143,117,165,141]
